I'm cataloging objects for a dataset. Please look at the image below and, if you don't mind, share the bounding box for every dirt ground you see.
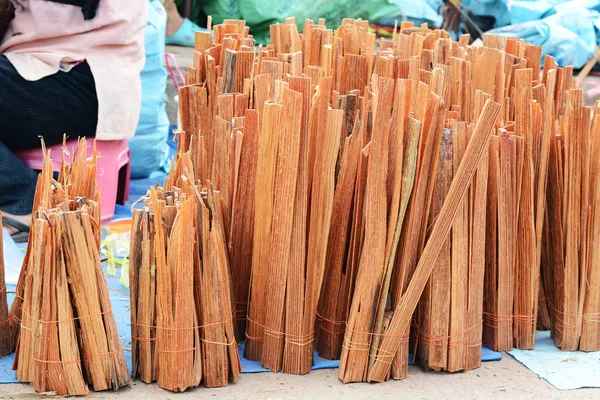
[0,355,597,399]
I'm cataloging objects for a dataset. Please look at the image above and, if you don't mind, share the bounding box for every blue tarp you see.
[508,331,600,390]
[488,6,600,67]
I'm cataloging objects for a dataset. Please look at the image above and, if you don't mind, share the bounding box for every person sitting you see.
[0,0,146,241]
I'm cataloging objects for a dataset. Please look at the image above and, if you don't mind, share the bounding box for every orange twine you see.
[157,345,200,354]
[414,320,483,349]
[245,315,315,347]
[547,302,600,337]
[483,312,514,329]
[341,324,410,362]
[316,312,346,336]
[33,349,122,364]
[131,309,235,342]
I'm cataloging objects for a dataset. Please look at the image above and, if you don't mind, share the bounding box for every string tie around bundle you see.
[245,315,315,347]
[132,308,236,342]
[482,312,514,329]
[157,345,200,354]
[234,301,248,320]
[316,312,346,336]
[284,331,315,347]
[33,349,122,365]
[18,307,113,333]
[342,324,410,355]
[414,319,483,349]
[548,302,600,336]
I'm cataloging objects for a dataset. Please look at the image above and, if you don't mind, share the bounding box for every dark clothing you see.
[46,0,101,20]
[0,55,98,214]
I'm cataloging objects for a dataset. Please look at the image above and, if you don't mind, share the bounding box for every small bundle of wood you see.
[0,212,11,357]
[10,139,129,395]
[129,154,241,391]
[541,86,600,352]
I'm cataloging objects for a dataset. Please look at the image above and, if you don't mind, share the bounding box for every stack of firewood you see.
[141,15,595,388]
[541,77,600,352]
[10,139,129,395]
[129,153,241,391]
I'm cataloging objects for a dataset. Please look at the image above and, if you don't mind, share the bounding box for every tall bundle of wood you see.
[482,41,567,353]
[174,17,377,375]
[10,139,129,395]
[129,155,241,390]
[542,84,600,352]
[0,212,12,357]
[331,28,566,381]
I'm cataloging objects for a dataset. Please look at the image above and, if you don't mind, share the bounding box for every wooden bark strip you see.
[282,76,312,374]
[390,91,444,380]
[0,212,10,357]
[199,192,241,387]
[368,100,501,382]
[369,106,418,370]
[466,135,489,370]
[558,89,584,350]
[447,124,467,372]
[301,107,343,374]
[229,109,259,338]
[61,210,129,391]
[245,103,281,360]
[261,88,302,372]
[316,116,362,360]
[132,209,158,383]
[484,131,521,351]
[581,103,600,351]
[339,77,394,383]
[514,68,538,349]
[418,127,453,371]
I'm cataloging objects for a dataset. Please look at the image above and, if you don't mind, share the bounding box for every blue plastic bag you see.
[376,0,444,28]
[129,0,170,179]
[488,7,600,68]
[462,0,511,28]
[509,0,600,24]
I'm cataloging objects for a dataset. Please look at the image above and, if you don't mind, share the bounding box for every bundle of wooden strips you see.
[543,87,600,351]
[334,28,565,381]
[167,15,587,383]
[11,139,128,395]
[482,48,569,352]
[174,17,375,374]
[0,212,11,357]
[130,160,240,390]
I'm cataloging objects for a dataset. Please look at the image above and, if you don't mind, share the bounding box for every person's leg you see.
[0,55,98,216]
[0,140,37,216]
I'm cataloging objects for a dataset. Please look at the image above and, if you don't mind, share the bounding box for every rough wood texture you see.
[367,100,500,382]
[0,212,11,357]
[12,140,126,395]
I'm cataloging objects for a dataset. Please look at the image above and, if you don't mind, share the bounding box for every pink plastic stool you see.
[15,140,130,225]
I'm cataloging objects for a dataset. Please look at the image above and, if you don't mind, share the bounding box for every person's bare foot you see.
[1,213,31,236]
